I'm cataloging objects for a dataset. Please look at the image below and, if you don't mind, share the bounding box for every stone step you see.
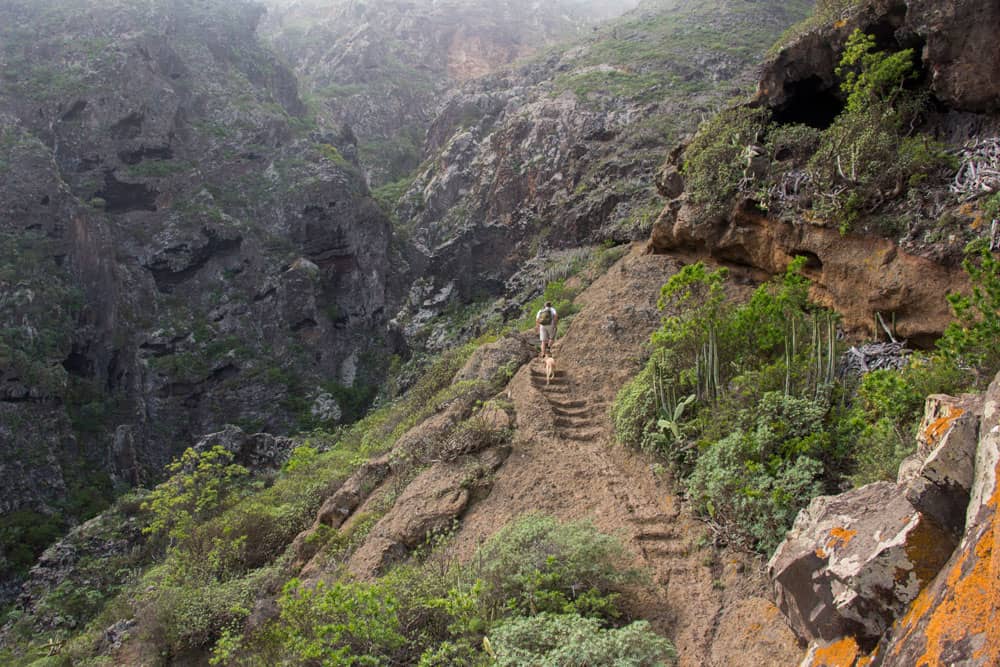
[550,399,587,409]
[560,429,603,442]
[554,416,598,428]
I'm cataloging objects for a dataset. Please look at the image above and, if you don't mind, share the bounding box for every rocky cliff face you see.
[390,0,814,343]
[258,0,640,185]
[0,0,396,566]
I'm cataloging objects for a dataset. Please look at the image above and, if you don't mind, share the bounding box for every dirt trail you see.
[447,245,804,667]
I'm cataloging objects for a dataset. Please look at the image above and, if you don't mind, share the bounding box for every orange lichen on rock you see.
[921,406,965,449]
[986,460,1000,666]
[808,637,862,666]
[888,459,999,665]
[826,526,857,553]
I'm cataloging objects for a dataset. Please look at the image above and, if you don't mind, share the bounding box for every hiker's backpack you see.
[538,307,553,326]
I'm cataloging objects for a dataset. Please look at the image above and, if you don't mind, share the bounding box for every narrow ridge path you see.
[446,245,803,667]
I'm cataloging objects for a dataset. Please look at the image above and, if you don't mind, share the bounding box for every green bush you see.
[489,612,677,667]
[611,360,659,452]
[262,578,405,666]
[476,514,639,620]
[937,242,1000,384]
[682,107,771,216]
[849,355,967,485]
[686,393,828,553]
[0,510,64,578]
[141,446,249,546]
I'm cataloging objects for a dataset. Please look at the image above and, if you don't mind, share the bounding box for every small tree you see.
[142,446,248,546]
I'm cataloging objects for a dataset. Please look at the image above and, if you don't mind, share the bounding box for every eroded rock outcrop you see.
[770,481,956,646]
[651,202,969,342]
[773,373,1000,666]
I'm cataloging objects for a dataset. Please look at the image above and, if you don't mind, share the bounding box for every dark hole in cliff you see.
[118,145,174,165]
[110,112,144,140]
[772,76,843,129]
[907,331,939,351]
[96,172,158,213]
[62,350,95,378]
[39,195,50,206]
[790,249,823,272]
[60,99,87,122]
[291,318,318,332]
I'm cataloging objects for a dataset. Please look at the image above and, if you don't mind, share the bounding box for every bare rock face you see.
[784,374,1000,666]
[289,453,393,569]
[906,0,1000,113]
[389,0,813,340]
[769,482,955,646]
[869,373,1000,666]
[453,333,534,385]
[650,202,968,343]
[191,424,297,472]
[0,0,398,539]
[347,446,510,578]
[902,395,981,539]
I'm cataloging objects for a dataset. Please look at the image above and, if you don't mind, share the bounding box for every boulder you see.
[347,446,510,578]
[870,374,1000,665]
[192,424,296,471]
[290,454,392,568]
[453,333,533,385]
[315,455,393,530]
[769,481,955,645]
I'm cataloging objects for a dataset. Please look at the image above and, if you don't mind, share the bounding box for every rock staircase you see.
[530,363,604,442]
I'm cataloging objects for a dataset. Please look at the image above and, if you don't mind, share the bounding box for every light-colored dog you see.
[544,355,556,385]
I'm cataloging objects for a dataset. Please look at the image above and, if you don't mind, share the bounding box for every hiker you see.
[536,301,558,358]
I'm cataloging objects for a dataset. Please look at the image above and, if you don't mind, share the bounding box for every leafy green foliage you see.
[682,108,770,216]
[263,578,406,666]
[212,514,655,666]
[489,612,677,667]
[615,262,849,551]
[141,446,249,545]
[686,393,828,553]
[0,511,64,578]
[937,242,1000,383]
[476,514,640,621]
[837,30,915,113]
[683,30,952,233]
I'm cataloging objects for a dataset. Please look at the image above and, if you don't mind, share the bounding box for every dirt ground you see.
[446,244,805,667]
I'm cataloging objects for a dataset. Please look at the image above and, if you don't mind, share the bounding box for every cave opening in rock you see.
[772,76,843,129]
[62,350,95,378]
[96,172,158,213]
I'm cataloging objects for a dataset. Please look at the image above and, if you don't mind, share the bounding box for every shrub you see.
[488,612,677,667]
[685,392,828,552]
[141,446,249,546]
[836,30,915,113]
[937,242,1000,384]
[263,578,405,666]
[475,514,639,620]
[682,107,771,216]
[612,360,659,452]
[849,355,967,485]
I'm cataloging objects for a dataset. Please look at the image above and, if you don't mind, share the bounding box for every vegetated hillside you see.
[0,0,398,585]
[258,0,640,186]
[389,0,815,349]
[651,0,1000,342]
